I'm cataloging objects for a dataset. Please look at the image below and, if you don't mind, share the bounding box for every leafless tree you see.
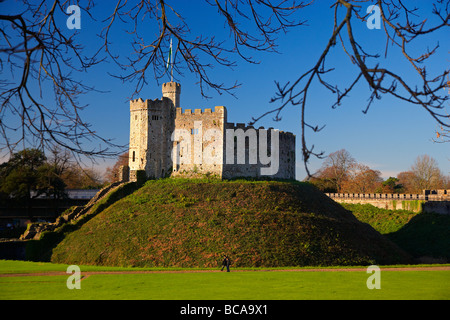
[1,0,449,176]
[105,152,129,183]
[410,154,444,191]
[251,0,450,176]
[341,163,382,193]
[0,0,308,161]
[0,0,119,161]
[320,148,356,192]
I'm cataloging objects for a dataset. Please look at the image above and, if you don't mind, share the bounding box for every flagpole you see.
[170,38,173,82]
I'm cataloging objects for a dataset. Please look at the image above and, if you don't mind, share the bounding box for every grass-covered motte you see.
[50,179,410,267]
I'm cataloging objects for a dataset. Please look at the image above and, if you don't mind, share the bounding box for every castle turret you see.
[162,81,181,108]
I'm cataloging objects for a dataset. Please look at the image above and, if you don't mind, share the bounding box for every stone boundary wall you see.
[326,192,450,214]
[325,192,450,201]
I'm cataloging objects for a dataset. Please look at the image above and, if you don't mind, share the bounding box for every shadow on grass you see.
[386,212,450,263]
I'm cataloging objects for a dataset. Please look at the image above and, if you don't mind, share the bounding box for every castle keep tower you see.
[128,81,295,181]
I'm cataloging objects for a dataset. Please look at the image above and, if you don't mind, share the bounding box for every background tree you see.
[396,155,448,193]
[61,166,104,189]
[44,145,105,189]
[36,163,67,200]
[313,152,449,194]
[410,154,445,192]
[340,163,382,193]
[0,148,66,219]
[0,146,103,201]
[397,171,417,193]
[1,1,448,176]
[0,149,46,199]
[308,169,338,193]
[319,149,356,192]
[46,146,74,181]
[379,176,403,193]
[105,152,129,183]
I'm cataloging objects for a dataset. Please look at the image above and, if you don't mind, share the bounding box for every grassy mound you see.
[51,179,411,267]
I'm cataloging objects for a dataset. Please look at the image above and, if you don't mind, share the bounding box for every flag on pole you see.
[166,38,173,81]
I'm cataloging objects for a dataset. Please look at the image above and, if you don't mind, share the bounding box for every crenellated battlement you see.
[175,106,226,116]
[225,123,295,137]
[130,97,172,111]
[162,81,181,108]
[162,81,181,92]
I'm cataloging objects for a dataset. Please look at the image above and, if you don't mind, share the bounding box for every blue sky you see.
[2,1,449,180]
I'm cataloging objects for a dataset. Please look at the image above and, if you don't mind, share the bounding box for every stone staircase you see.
[20,181,125,240]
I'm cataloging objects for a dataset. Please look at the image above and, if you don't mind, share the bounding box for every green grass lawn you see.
[1,260,449,300]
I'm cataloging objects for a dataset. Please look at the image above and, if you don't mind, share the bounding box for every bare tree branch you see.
[250,0,450,177]
[0,0,448,178]
[0,0,122,162]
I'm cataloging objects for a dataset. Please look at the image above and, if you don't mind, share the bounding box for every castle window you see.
[152,115,160,120]
[132,151,135,162]
[191,128,199,135]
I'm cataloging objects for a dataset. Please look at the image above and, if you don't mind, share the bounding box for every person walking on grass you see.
[221,255,231,272]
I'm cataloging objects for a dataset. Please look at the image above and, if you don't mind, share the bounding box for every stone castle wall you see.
[222,123,295,179]
[172,106,226,177]
[326,191,450,214]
